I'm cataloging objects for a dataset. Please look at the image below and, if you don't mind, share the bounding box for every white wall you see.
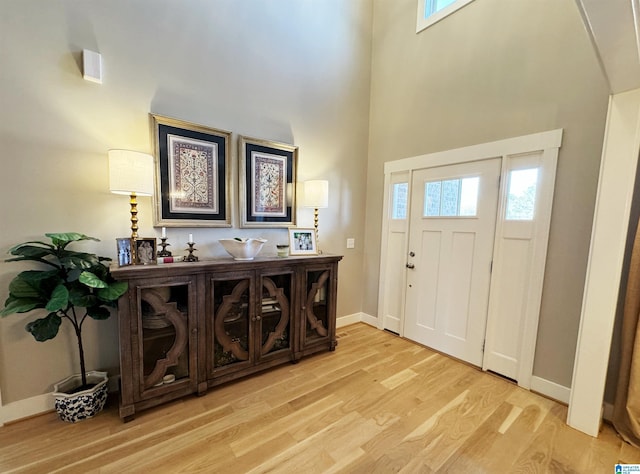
[364,0,610,389]
[0,0,372,407]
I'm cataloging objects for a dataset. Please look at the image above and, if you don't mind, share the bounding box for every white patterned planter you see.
[52,371,109,423]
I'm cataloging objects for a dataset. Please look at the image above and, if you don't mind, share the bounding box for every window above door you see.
[416,0,475,33]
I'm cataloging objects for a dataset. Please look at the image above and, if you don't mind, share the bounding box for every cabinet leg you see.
[329,339,338,351]
[119,404,136,422]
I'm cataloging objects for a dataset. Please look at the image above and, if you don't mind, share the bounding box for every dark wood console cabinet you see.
[111,254,341,421]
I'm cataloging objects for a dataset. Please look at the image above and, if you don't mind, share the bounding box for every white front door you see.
[404,158,501,366]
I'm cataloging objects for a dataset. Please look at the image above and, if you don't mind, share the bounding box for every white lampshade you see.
[303,180,329,209]
[108,149,154,196]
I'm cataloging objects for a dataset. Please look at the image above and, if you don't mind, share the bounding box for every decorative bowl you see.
[219,238,267,260]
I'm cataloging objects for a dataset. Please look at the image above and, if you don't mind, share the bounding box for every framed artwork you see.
[135,238,157,265]
[152,114,232,227]
[239,135,298,228]
[116,238,133,266]
[288,228,317,255]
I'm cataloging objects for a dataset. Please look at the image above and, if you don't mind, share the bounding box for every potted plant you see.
[0,232,128,422]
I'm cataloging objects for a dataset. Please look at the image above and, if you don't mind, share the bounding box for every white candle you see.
[188,233,193,243]
[161,227,166,238]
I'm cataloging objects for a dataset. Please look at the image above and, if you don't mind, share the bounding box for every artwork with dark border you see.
[116,238,133,266]
[151,114,231,227]
[135,238,157,265]
[288,228,317,255]
[239,135,297,228]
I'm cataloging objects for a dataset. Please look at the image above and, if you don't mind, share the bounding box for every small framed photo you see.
[135,238,157,265]
[116,238,133,266]
[152,114,232,227]
[289,228,317,255]
[239,135,298,228]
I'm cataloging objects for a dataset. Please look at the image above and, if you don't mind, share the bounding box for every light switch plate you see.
[346,238,355,249]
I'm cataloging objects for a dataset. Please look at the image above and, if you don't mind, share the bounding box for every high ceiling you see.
[577,0,640,93]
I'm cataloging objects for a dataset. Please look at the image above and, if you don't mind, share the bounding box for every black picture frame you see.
[152,114,231,227]
[239,135,298,228]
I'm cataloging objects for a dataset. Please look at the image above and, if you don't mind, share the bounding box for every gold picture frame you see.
[239,135,297,228]
[151,114,232,227]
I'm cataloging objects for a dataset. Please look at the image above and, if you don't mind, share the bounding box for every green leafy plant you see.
[0,233,128,389]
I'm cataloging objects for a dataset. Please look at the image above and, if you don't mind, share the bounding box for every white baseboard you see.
[361,313,379,327]
[336,313,363,328]
[336,313,378,329]
[0,393,53,425]
[530,375,571,404]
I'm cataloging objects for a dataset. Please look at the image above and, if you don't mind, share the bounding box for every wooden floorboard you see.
[1,323,639,473]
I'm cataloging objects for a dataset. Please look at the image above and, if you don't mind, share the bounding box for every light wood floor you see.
[1,323,640,473]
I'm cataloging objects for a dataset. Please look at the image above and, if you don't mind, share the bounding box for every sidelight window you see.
[506,168,538,221]
[392,182,409,219]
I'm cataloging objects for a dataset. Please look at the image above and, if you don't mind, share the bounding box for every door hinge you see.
[482,340,486,352]
[490,260,493,273]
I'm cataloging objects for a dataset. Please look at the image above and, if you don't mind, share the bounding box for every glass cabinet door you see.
[258,273,292,360]
[211,277,251,371]
[303,268,332,346]
[139,283,191,392]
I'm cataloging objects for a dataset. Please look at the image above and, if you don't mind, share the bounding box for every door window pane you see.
[506,168,538,220]
[459,177,479,216]
[441,179,460,216]
[423,176,478,217]
[425,181,442,216]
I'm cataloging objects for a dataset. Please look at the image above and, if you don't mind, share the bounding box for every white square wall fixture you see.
[82,49,102,84]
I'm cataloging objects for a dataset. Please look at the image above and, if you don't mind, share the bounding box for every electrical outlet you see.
[346,238,355,249]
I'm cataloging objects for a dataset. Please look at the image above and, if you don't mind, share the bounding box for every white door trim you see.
[568,90,640,436]
[384,130,562,175]
[379,129,563,387]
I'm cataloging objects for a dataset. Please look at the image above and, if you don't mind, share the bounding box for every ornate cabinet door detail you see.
[137,282,192,397]
[113,255,341,420]
[301,266,337,352]
[258,273,292,359]
[211,276,252,372]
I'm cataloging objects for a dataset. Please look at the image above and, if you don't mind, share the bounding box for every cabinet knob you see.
[256,316,261,321]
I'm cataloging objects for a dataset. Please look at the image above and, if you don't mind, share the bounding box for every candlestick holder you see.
[185,242,198,262]
[157,237,172,257]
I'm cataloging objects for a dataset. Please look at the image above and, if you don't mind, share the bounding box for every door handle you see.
[406,263,415,269]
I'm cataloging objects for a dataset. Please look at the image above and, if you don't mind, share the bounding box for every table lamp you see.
[108,149,154,248]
